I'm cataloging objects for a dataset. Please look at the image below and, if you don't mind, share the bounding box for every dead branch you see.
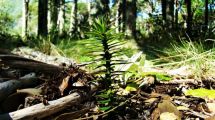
[0,55,64,74]
[0,92,83,120]
[159,79,199,85]
[0,73,38,102]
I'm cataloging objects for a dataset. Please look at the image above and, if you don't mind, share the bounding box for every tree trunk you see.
[0,92,84,120]
[121,0,126,33]
[166,0,174,29]
[38,0,48,37]
[162,0,174,29]
[22,0,29,39]
[161,0,167,26]
[87,0,92,27]
[87,0,92,26]
[175,0,179,29]
[58,0,65,36]
[88,0,110,26]
[92,0,110,21]
[185,0,192,36]
[69,0,78,37]
[205,0,208,29]
[0,73,38,103]
[115,0,121,33]
[126,0,137,39]
[100,0,110,16]
[115,0,126,33]
[50,0,60,38]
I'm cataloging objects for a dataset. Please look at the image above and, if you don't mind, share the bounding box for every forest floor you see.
[1,44,215,120]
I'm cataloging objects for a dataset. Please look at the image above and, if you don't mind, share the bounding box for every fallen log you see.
[1,60,63,74]
[0,73,38,102]
[0,92,82,120]
[12,47,76,67]
[0,54,64,74]
[0,82,98,120]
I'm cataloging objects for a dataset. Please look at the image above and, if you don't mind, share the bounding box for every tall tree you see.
[38,0,48,37]
[50,0,60,35]
[205,0,208,29]
[166,0,174,29]
[115,0,126,33]
[115,0,121,33]
[185,0,192,36]
[100,0,110,16]
[92,0,110,18]
[161,0,167,26]
[88,0,110,27]
[126,0,137,39]
[121,0,126,33]
[161,0,174,29]
[58,0,65,36]
[69,0,78,37]
[175,0,179,29]
[22,0,29,39]
[87,0,92,26]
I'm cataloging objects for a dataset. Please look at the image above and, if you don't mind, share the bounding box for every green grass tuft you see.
[153,40,215,79]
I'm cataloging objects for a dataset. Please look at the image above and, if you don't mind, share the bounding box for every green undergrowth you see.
[56,39,139,64]
[151,39,215,79]
[0,32,23,50]
[124,57,172,83]
[141,72,172,81]
[185,88,215,99]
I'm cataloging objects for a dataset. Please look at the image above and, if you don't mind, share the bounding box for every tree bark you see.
[166,0,174,29]
[161,0,167,26]
[50,0,60,36]
[0,92,83,120]
[175,0,179,29]
[185,0,192,36]
[205,0,208,29]
[87,0,92,26]
[58,0,65,36]
[126,0,137,39]
[115,0,121,33]
[22,0,29,39]
[38,0,48,37]
[70,0,78,37]
[115,0,126,33]
[100,0,110,16]
[0,73,38,103]
[121,0,126,33]
[92,0,110,21]
[162,0,174,29]
[0,54,63,74]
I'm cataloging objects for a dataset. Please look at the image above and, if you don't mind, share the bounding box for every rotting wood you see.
[12,47,75,66]
[0,92,84,120]
[0,73,38,102]
[159,79,199,85]
[0,55,64,74]
[2,60,63,74]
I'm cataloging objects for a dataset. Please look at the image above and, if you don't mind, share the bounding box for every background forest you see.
[1,0,215,48]
[1,0,215,74]
[1,0,215,119]
[0,1,214,43]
